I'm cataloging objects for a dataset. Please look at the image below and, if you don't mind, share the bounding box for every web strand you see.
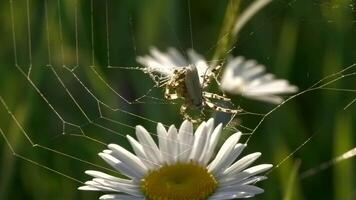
[0,0,355,195]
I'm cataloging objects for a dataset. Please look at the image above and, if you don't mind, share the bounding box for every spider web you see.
[0,0,355,199]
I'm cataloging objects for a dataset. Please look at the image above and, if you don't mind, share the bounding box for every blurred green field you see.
[0,0,355,200]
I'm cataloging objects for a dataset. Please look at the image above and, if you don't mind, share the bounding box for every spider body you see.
[165,65,203,108]
[164,65,240,121]
[137,48,243,122]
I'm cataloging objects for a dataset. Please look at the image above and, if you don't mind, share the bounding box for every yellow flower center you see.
[141,162,218,200]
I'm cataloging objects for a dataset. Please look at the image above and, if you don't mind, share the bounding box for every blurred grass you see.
[0,0,355,200]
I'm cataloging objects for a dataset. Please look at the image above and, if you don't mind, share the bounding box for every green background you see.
[0,0,355,199]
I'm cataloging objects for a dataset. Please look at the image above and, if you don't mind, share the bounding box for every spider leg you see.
[210,64,222,74]
[180,104,201,123]
[202,92,231,101]
[165,87,179,100]
[202,65,222,88]
[204,100,242,114]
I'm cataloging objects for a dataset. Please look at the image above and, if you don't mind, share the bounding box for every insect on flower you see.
[137,48,242,122]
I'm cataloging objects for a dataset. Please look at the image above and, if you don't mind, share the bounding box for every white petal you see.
[188,122,208,161]
[167,48,187,66]
[108,144,148,177]
[100,194,144,200]
[224,176,267,187]
[246,80,298,95]
[214,143,246,176]
[136,56,172,76]
[166,125,179,164]
[240,64,265,80]
[98,153,142,179]
[220,56,298,104]
[177,120,194,162]
[103,150,113,154]
[80,180,118,192]
[223,152,262,176]
[200,123,223,165]
[78,185,106,191]
[92,178,141,196]
[205,118,215,135]
[150,47,178,67]
[197,118,215,164]
[84,170,132,183]
[208,132,241,174]
[218,184,264,195]
[157,123,169,163]
[126,135,156,169]
[210,185,263,200]
[222,164,273,185]
[135,125,163,165]
[209,191,255,200]
[108,144,148,175]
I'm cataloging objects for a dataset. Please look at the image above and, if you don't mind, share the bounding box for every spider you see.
[137,47,243,122]
[164,64,241,121]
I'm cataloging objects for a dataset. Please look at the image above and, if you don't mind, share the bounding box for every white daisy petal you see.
[222,164,273,185]
[92,178,142,196]
[218,184,264,194]
[98,153,142,179]
[204,118,215,138]
[81,180,118,192]
[188,122,208,161]
[150,47,180,68]
[157,123,169,163]
[197,118,215,164]
[166,125,179,163]
[210,192,257,199]
[135,125,163,165]
[108,144,148,177]
[84,170,132,183]
[223,152,262,176]
[126,135,156,169]
[137,47,211,87]
[221,56,298,104]
[215,143,247,176]
[208,132,241,174]
[209,191,256,200]
[167,48,188,66]
[200,123,223,165]
[100,194,144,200]
[227,176,267,186]
[177,120,194,162]
[136,56,172,76]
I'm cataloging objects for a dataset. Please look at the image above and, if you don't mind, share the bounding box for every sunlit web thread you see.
[11,0,356,146]
[14,0,194,163]
[0,95,119,178]
[244,63,356,144]
[300,147,356,179]
[5,0,195,167]
[3,0,248,183]
[1,0,356,190]
[19,0,356,142]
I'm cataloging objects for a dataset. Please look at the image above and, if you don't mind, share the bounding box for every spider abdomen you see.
[184,65,203,107]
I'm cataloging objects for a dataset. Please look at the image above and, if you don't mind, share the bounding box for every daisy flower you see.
[137,47,212,85]
[79,118,272,200]
[220,56,298,104]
